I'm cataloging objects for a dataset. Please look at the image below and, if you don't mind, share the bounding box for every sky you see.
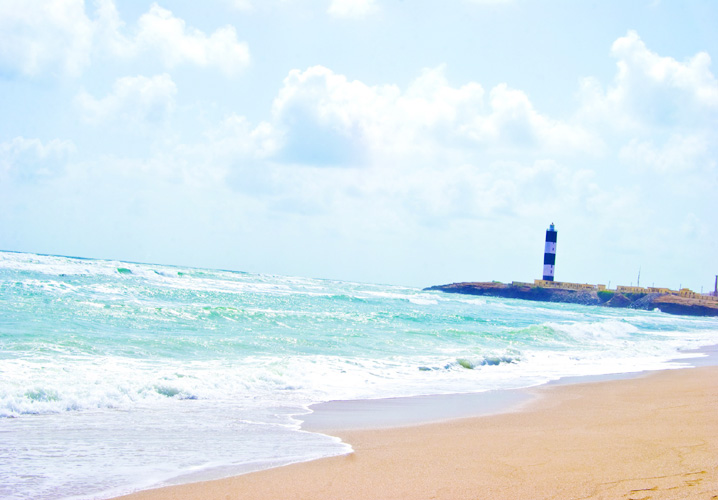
[1,0,717,291]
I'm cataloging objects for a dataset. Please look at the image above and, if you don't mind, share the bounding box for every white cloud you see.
[123,62,606,226]
[619,134,713,173]
[168,114,280,189]
[203,115,278,160]
[611,30,718,106]
[0,0,93,77]
[328,0,379,19]
[461,83,600,154]
[92,0,133,58]
[578,30,718,132]
[132,4,250,75]
[575,29,718,203]
[272,65,393,165]
[225,64,608,228]
[75,74,177,124]
[271,65,598,166]
[0,0,250,77]
[0,137,75,180]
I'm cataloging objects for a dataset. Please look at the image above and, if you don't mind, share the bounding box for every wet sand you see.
[114,365,718,500]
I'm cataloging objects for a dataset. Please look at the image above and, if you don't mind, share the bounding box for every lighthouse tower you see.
[543,223,557,281]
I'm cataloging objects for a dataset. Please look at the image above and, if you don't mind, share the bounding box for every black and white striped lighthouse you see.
[543,223,557,281]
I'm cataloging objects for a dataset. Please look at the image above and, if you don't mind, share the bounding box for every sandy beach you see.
[114,365,718,500]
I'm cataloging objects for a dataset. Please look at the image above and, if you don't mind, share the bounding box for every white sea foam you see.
[1,251,717,500]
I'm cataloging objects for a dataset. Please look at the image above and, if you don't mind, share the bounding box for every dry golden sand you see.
[115,366,718,500]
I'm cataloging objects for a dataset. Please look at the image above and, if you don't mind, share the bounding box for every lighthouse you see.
[543,223,557,281]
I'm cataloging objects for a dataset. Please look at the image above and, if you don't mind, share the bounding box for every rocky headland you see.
[425,282,718,317]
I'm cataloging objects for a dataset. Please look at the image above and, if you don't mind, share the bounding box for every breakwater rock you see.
[425,282,718,317]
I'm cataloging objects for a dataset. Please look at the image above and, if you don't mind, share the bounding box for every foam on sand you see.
[112,365,718,500]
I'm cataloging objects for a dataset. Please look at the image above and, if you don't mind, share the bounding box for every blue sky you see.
[1,0,717,291]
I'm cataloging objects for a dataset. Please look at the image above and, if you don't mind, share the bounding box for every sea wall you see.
[425,282,718,317]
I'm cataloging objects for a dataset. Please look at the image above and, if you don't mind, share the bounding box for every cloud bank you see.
[0,1,715,288]
[0,0,250,78]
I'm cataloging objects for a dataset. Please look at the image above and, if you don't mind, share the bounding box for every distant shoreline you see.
[425,282,718,317]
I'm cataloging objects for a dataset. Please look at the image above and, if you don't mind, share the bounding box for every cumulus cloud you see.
[572,29,718,204]
[619,134,713,173]
[131,4,250,75]
[271,66,385,165]
[172,115,279,188]
[0,0,250,78]
[0,0,93,77]
[0,137,75,181]
[234,64,608,229]
[146,62,600,224]
[328,0,379,19]
[461,83,600,154]
[611,30,718,107]
[75,74,177,124]
[578,30,718,131]
[225,33,715,251]
[204,115,278,160]
[271,65,597,167]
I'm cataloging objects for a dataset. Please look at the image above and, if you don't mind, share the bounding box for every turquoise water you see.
[1,251,716,499]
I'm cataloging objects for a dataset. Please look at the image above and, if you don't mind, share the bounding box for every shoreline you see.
[301,343,718,433]
[112,345,718,500]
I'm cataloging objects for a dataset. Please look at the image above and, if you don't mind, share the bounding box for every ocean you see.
[1,250,716,500]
